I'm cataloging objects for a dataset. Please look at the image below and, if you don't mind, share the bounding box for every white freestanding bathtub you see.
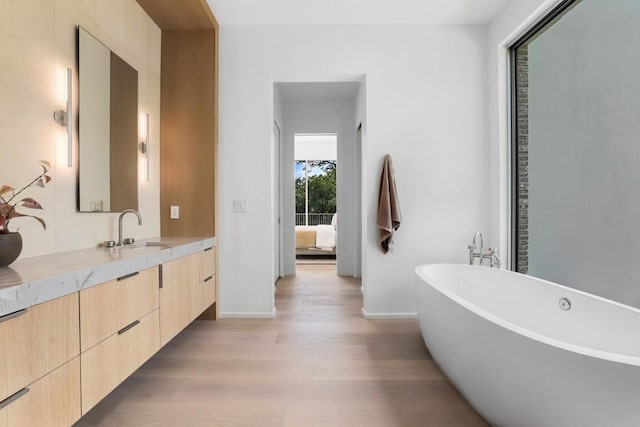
[414,264,640,427]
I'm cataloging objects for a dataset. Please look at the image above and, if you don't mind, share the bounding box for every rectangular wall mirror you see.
[78,26,138,212]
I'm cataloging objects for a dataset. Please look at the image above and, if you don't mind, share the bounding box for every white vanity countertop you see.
[0,236,215,317]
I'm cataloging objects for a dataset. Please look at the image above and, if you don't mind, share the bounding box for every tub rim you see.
[415,263,640,367]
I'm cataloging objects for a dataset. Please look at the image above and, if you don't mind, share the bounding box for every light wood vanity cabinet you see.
[79,267,159,352]
[80,310,159,413]
[0,242,215,424]
[160,253,197,346]
[0,358,81,427]
[79,267,160,415]
[197,247,216,317]
[160,249,216,346]
[0,293,81,426]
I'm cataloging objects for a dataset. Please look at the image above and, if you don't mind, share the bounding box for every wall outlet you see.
[170,205,180,219]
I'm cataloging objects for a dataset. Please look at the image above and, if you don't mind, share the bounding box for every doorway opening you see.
[294,134,337,265]
[273,81,363,282]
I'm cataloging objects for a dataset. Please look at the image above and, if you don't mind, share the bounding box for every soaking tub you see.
[414,264,640,427]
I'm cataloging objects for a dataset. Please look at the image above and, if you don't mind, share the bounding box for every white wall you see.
[354,86,365,279]
[294,135,337,161]
[527,0,640,307]
[219,24,490,317]
[281,95,357,278]
[272,85,284,288]
[0,0,161,258]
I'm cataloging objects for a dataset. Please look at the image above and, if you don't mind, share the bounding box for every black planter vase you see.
[0,232,22,268]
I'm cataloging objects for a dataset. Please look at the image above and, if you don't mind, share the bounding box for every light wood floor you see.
[76,265,488,426]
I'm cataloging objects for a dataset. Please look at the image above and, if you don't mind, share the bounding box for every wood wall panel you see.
[160,30,216,237]
[136,0,218,318]
[136,0,217,30]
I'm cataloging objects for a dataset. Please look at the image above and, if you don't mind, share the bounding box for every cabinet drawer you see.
[200,247,216,282]
[81,309,160,414]
[80,267,159,352]
[191,273,215,319]
[0,357,81,427]
[0,293,79,403]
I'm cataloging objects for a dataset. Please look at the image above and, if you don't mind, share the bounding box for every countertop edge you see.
[0,236,216,317]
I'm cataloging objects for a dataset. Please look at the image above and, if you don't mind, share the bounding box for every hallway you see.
[77,265,487,426]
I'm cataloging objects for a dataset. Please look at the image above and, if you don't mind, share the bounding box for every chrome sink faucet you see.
[468,231,500,268]
[118,209,142,246]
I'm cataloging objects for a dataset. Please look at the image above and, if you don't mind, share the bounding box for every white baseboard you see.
[361,308,417,319]
[220,307,277,319]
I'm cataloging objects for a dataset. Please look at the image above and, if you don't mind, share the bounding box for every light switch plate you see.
[233,200,247,213]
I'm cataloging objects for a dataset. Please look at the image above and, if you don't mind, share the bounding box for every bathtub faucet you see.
[482,247,501,268]
[468,231,484,265]
[468,232,500,268]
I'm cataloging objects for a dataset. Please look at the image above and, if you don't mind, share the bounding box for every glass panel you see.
[512,0,640,306]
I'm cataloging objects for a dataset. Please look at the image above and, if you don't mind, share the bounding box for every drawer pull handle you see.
[118,320,140,335]
[0,388,29,410]
[0,308,28,324]
[204,275,214,283]
[204,247,213,252]
[117,272,139,281]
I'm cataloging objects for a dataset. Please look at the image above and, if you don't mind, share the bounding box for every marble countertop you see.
[0,236,215,317]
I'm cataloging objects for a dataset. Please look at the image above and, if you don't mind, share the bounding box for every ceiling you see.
[277,82,360,102]
[206,0,510,26]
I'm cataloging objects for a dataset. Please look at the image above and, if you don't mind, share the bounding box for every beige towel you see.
[377,154,401,253]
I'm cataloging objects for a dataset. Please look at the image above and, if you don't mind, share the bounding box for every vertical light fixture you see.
[138,113,150,181]
[53,67,73,167]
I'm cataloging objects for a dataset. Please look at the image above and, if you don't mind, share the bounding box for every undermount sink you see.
[100,240,171,250]
[123,241,169,250]
[126,241,168,249]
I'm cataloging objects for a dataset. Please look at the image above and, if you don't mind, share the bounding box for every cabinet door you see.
[160,254,198,346]
[80,267,159,352]
[81,309,160,414]
[198,248,216,315]
[0,357,81,427]
[200,247,216,282]
[0,293,79,403]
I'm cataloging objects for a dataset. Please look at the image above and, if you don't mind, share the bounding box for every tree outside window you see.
[295,160,336,225]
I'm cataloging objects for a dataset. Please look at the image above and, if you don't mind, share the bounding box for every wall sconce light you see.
[138,113,150,181]
[53,67,73,167]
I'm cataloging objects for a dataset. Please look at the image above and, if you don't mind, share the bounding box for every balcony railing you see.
[295,213,335,226]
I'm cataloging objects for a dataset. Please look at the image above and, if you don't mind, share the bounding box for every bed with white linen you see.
[295,224,336,256]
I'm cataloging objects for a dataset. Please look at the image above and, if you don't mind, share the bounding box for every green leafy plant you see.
[0,161,51,233]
